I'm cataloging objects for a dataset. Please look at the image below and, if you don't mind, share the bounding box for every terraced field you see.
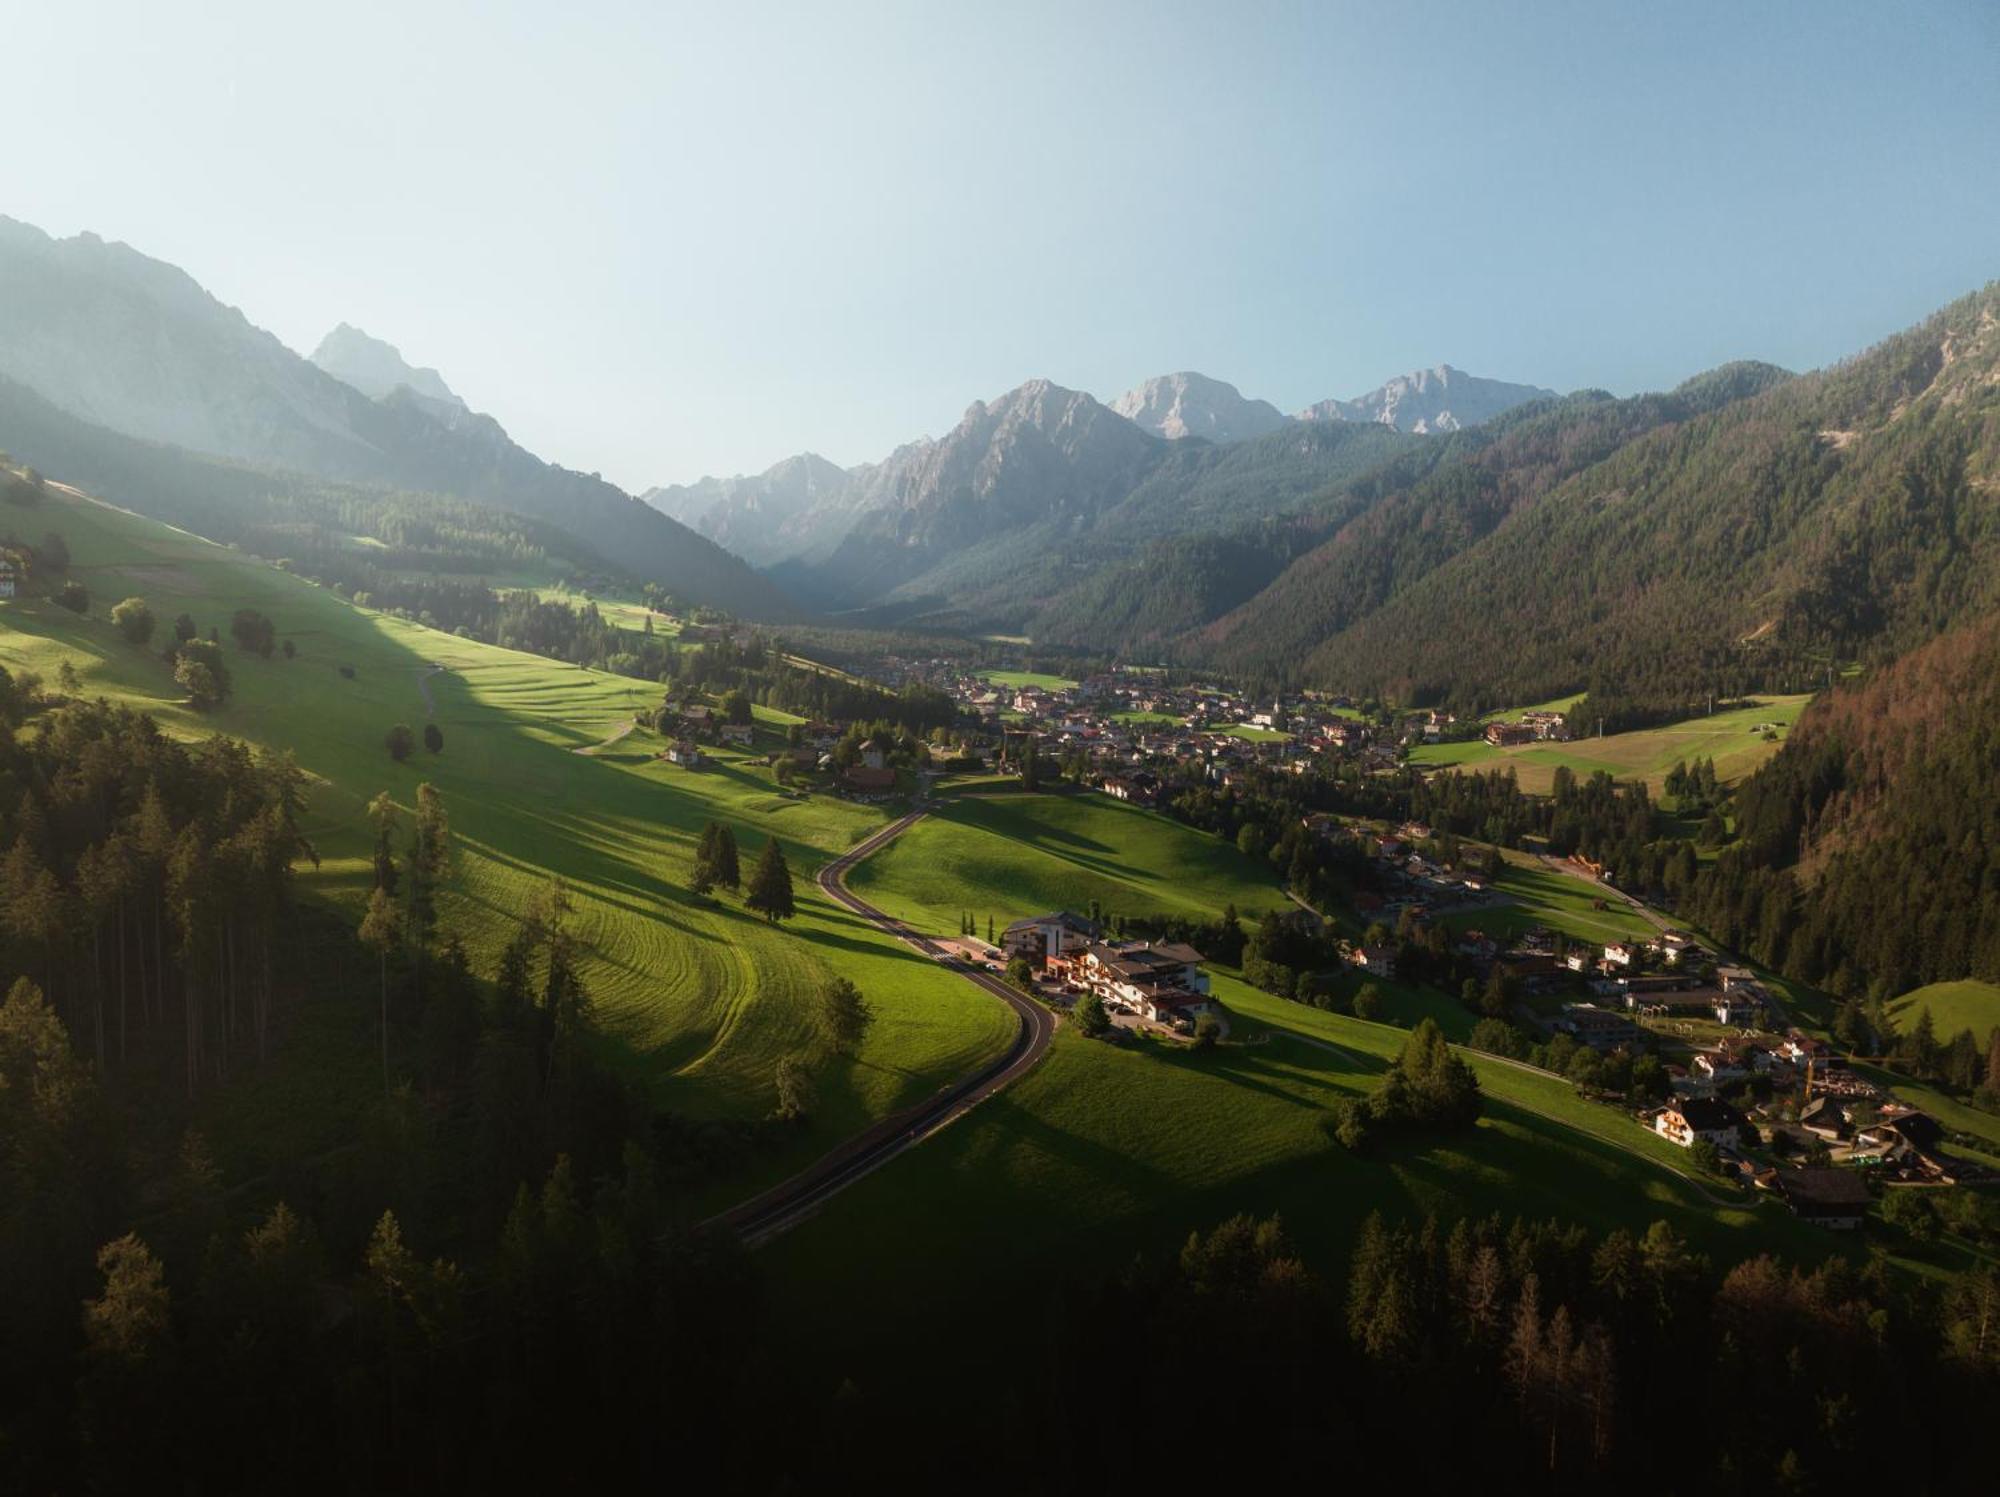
[0,485,1015,1190]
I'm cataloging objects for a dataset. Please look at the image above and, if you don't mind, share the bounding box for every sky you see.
[7,0,1999,490]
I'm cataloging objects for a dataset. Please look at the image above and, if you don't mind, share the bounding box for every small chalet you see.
[1349,945,1398,979]
[1654,1097,1744,1149]
[857,737,888,771]
[0,559,16,599]
[842,765,897,798]
[720,723,754,747]
[1771,1166,1872,1229]
[1484,722,1535,747]
[665,741,705,768]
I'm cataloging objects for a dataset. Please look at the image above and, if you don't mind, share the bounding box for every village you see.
[639,650,1991,1231]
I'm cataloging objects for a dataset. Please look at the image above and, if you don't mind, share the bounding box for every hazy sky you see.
[9,0,1999,489]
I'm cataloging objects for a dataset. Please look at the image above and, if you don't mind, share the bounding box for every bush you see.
[385,724,416,762]
[1194,1014,1222,1048]
[1071,992,1111,1039]
[423,723,444,754]
[55,580,89,614]
[1005,956,1037,993]
[1352,984,1382,1022]
[110,597,154,645]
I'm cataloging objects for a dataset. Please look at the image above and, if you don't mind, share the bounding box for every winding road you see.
[706,809,1056,1247]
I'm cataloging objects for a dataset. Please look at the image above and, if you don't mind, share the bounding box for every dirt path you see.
[572,718,637,755]
[414,664,446,718]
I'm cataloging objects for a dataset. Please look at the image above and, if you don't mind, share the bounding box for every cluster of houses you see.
[1482,709,1573,748]
[1639,1024,1987,1223]
[912,665,1406,791]
[1000,911,1218,1032]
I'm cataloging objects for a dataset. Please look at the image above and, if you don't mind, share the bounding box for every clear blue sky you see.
[10,0,1998,489]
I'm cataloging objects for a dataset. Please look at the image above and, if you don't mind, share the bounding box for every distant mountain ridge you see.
[311,322,465,410]
[1110,372,1289,444]
[1296,364,1557,433]
[645,361,1544,598]
[0,216,796,618]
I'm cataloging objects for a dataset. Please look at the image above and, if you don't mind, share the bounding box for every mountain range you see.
[640,363,1553,597]
[0,216,794,617]
[2,211,1991,717]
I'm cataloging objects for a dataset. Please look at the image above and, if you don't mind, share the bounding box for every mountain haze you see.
[311,322,466,410]
[0,216,796,617]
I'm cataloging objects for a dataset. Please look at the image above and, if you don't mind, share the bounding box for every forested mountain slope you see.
[1682,611,2000,996]
[0,217,797,618]
[1235,286,1999,708]
[1190,363,1793,676]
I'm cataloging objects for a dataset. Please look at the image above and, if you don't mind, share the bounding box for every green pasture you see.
[1410,694,1813,793]
[0,486,1015,1195]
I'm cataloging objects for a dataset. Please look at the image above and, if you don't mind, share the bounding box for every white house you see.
[1654,1098,1744,1149]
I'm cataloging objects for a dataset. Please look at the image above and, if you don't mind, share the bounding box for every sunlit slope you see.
[0,484,1013,1141]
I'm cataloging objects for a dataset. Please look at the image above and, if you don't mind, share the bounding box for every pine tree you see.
[359,887,400,1091]
[745,838,795,923]
[714,824,741,890]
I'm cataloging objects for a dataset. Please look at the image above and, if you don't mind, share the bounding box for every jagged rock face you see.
[1110,371,1290,444]
[642,452,864,565]
[311,323,465,409]
[810,378,1162,595]
[1297,364,1556,433]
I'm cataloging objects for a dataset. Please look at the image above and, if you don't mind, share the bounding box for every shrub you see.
[1071,992,1111,1038]
[55,580,88,614]
[423,723,444,753]
[110,597,154,645]
[385,724,416,762]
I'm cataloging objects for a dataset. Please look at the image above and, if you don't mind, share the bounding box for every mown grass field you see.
[0,486,1015,1197]
[1889,980,2000,1043]
[977,668,1077,692]
[1410,694,1814,793]
[846,787,1289,928]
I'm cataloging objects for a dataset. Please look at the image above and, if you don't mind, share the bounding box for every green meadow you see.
[977,668,1078,692]
[1889,980,2000,1044]
[1410,694,1814,793]
[0,487,1014,1197]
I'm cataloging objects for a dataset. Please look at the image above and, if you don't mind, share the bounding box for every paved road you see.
[706,809,1057,1248]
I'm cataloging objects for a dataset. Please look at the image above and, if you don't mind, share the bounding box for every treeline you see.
[1028,1205,1998,1493]
[0,699,314,1088]
[0,759,812,1491]
[1680,615,2000,997]
[675,634,956,733]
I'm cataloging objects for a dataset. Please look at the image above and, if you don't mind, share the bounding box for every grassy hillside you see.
[1410,694,1812,792]
[0,484,1013,1193]
[846,787,1288,927]
[1889,980,2000,1043]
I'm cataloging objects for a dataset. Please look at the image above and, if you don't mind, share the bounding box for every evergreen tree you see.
[745,838,795,923]
[359,887,400,1091]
